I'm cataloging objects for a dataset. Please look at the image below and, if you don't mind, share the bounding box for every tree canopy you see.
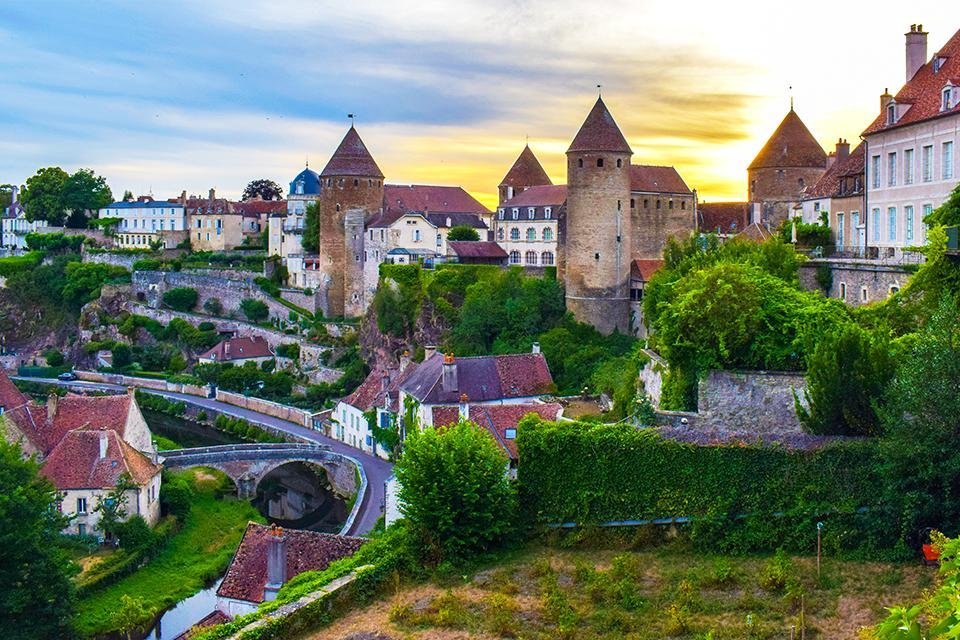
[61,169,113,228]
[242,179,284,201]
[21,167,112,227]
[0,438,76,639]
[446,225,480,242]
[301,202,319,254]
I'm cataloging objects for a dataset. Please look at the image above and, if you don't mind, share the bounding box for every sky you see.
[0,1,957,208]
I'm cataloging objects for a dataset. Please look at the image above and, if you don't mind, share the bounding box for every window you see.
[510,228,520,240]
[668,200,674,209]
[923,203,934,242]
[596,158,604,167]
[505,428,517,439]
[78,523,86,537]
[922,145,933,181]
[904,148,914,184]
[497,228,504,240]
[944,141,954,179]
[944,87,953,111]
[525,250,537,265]
[578,158,583,168]
[656,199,661,209]
[526,228,536,241]
[630,199,635,209]
[887,103,896,124]
[616,159,622,168]
[905,205,915,243]
[541,251,554,265]
[888,207,897,241]
[76,497,87,514]
[498,208,504,220]
[888,152,897,186]
[509,250,521,264]
[528,207,535,219]
[436,233,442,247]
[871,155,881,188]
[681,200,686,210]
[543,228,553,241]
[544,207,552,218]
[861,287,868,303]
[836,213,844,246]
[413,229,421,242]
[839,282,846,300]
[643,199,649,208]
[511,208,519,220]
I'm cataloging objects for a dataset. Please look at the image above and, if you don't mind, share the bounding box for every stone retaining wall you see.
[83,251,146,270]
[638,349,666,407]
[799,259,910,307]
[698,369,807,434]
[215,389,312,428]
[74,370,210,397]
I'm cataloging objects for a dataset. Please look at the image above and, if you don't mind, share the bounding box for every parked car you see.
[57,371,77,381]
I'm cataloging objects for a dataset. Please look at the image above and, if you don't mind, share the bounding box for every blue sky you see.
[1,1,956,205]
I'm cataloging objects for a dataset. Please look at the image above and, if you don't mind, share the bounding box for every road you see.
[17,377,393,536]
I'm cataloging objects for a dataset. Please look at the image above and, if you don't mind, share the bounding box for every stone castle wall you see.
[698,369,807,434]
[798,259,909,306]
[131,271,297,322]
[630,194,696,260]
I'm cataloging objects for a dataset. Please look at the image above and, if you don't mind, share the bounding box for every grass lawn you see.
[72,468,263,638]
[310,540,932,640]
[153,433,181,451]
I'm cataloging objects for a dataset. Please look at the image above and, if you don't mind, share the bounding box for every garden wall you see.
[799,259,910,307]
[75,370,210,397]
[698,369,807,435]
[214,389,312,428]
[637,349,666,407]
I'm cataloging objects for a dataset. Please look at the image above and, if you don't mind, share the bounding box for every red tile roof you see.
[697,202,750,234]
[217,523,365,604]
[0,369,28,412]
[174,610,232,640]
[234,200,287,216]
[500,145,552,189]
[804,142,865,199]
[384,184,489,216]
[749,109,827,170]
[199,336,274,363]
[629,165,692,194]
[864,29,960,135]
[500,185,567,208]
[40,427,159,490]
[736,222,774,243]
[568,97,632,154]
[343,362,420,413]
[401,352,554,405]
[448,241,508,259]
[431,402,562,459]
[631,259,664,282]
[320,126,384,178]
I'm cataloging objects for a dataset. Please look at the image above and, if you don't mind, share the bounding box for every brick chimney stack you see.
[209,188,216,201]
[458,393,469,421]
[880,88,894,112]
[10,185,18,205]
[99,428,108,459]
[47,392,59,423]
[835,139,850,163]
[905,24,928,82]
[264,524,286,601]
[441,353,458,393]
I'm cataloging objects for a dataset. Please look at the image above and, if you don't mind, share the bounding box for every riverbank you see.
[73,468,263,638]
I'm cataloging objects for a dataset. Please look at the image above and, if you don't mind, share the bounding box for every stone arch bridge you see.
[161,443,365,509]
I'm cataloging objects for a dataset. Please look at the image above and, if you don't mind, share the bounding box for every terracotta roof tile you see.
[448,241,508,259]
[749,109,827,170]
[383,185,489,217]
[804,142,865,199]
[320,126,384,178]
[217,523,365,604]
[864,29,960,135]
[629,165,692,194]
[631,259,664,282]
[40,428,159,490]
[499,145,552,189]
[736,221,774,243]
[500,185,567,208]
[431,402,562,459]
[0,369,29,412]
[199,336,274,362]
[343,362,420,413]
[234,200,287,215]
[568,97,632,154]
[401,352,554,405]
[697,202,750,234]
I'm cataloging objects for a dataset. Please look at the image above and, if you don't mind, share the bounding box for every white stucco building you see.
[495,185,564,268]
[101,198,187,249]
[2,186,48,251]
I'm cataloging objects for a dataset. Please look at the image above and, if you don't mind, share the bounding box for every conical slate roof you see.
[749,109,827,170]
[320,126,384,178]
[567,97,632,154]
[499,145,552,188]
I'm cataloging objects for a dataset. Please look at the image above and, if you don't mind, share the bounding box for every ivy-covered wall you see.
[517,417,890,555]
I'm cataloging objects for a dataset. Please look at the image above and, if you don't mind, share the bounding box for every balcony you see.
[803,244,925,265]
[282,223,305,234]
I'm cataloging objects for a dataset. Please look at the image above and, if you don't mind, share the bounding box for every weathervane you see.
[789,85,794,111]
[347,113,355,127]
[597,83,602,97]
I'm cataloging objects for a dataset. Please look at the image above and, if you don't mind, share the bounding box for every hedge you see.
[0,250,44,276]
[517,417,892,556]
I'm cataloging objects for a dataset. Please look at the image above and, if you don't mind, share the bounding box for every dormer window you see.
[498,208,504,220]
[528,207,535,219]
[886,102,897,125]
[511,208,519,220]
[943,86,954,111]
[296,181,304,195]
[934,57,945,73]
[544,207,552,219]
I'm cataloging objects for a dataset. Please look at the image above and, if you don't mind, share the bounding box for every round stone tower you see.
[317,125,384,318]
[564,97,633,335]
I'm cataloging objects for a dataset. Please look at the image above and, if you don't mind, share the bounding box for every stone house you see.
[184,189,244,251]
[495,184,564,268]
[797,141,866,253]
[862,25,960,257]
[198,335,275,366]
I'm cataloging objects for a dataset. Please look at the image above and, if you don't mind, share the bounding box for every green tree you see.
[301,201,319,254]
[43,349,65,367]
[242,179,283,201]
[21,167,69,225]
[880,296,960,539]
[240,298,269,323]
[162,287,199,312]
[395,420,517,562]
[62,262,130,309]
[0,438,76,639]
[923,182,960,228]
[112,343,133,368]
[122,189,134,202]
[61,168,113,228]
[93,473,137,537]
[796,324,893,436]
[0,183,14,210]
[447,225,480,241]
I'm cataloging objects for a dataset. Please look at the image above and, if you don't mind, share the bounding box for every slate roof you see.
[199,336,273,362]
[697,202,750,234]
[803,142,865,199]
[289,166,321,196]
[102,201,185,210]
[864,29,960,135]
[629,165,692,194]
[568,97,632,154]
[749,109,827,170]
[400,352,554,405]
[40,427,159,490]
[500,185,567,208]
[500,145,552,188]
[424,213,488,229]
[217,523,365,604]
[431,402,563,460]
[448,241,508,259]
[631,259,664,282]
[320,126,384,178]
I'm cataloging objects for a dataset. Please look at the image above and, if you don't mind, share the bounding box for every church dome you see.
[289,167,321,196]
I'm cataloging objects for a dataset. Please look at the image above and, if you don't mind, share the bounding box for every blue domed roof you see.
[289,166,321,196]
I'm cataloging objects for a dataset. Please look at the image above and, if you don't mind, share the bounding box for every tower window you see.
[336,203,341,211]
[616,159,622,168]
[578,158,583,168]
[354,179,359,186]
[630,199,635,209]
[596,158,604,168]
[668,200,674,209]
[643,199,649,208]
[656,200,661,209]
[681,201,686,210]
[617,200,621,211]
[594,252,600,261]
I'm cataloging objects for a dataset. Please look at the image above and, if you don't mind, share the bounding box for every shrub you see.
[275,343,300,360]
[43,349,65,367]
[162,287,198,312]
[113,516,157,551]
[240,298,269,323]
[758,549,793,592]
[160,473,194,519]
[203,298,224,316]
[197,321,215,332]
[447,225,480,241]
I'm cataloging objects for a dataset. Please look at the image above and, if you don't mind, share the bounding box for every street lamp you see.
[816,521,824,580]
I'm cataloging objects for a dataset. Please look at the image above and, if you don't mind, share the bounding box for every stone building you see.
[183,189,245,251]
[268,165,321,259]
[563,97,635,334]
[2,185,48,251]
[495,184,564,268]
[316,126,385,318]
[629,165,696,260]
[498,144,553,205]
[748,109,829,227]
[798,140,866,253]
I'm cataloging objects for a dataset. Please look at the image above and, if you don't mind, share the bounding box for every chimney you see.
[264,524,286,601]
[532,341,541,354]
[180,190,187,205]
[458,393,469,421]
[10,185,18,205]
[905,24,928,82]
[880,88,894,112]
[424,345,437,361]
[441,353,458,393]
[99,428,108,459]
[835,139,850,163]
[209,188,216,200]
[127,385,135,397]
[446,216,451,228]
[47,392,59,423]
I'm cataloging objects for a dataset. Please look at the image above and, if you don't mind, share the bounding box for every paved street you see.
[18,378,393,536]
